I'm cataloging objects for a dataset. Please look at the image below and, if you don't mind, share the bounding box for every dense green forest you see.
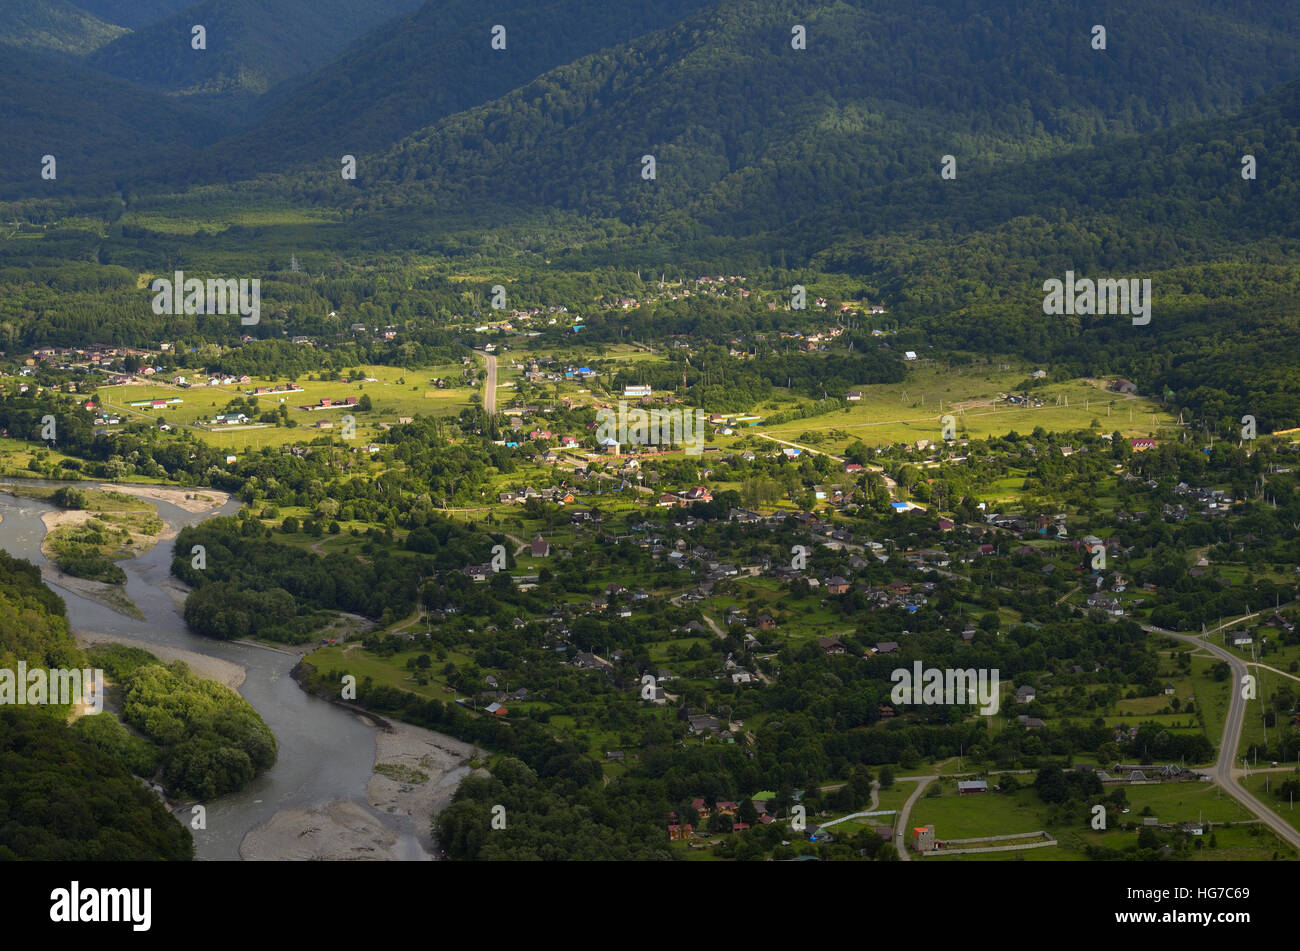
[353,0,1300,224]
[174,0,717,182]
[173,510,500,639]
[0,709,193,860]
[93,645,276,800]
[86,0,423,100]
[0,0,126,55]
[70,0,191,30]
[0,551,193,860]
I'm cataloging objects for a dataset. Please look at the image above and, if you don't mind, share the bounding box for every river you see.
[0,481,433,861]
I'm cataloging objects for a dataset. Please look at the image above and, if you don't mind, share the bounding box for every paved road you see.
[1151,622,1300,852]
[475,350,498,415]
[894,775,935,861]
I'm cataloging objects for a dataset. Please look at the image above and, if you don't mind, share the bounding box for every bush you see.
[51,486,87,509]
[55,549,126,584]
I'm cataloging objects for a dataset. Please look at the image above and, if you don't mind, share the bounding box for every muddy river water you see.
[0,481,433,860]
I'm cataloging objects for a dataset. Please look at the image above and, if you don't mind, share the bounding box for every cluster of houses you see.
[30,345,150,368]
[667,797,764,840]
[519,357,600,386]
[496,485,581,505]
[471,304,574,334]
[172,374,253,388]
[297,396,359,411]
[582,274,752,317]
[345,323,398,341]
[476,675,529,718]
[1172,482,1237,515]
[772,326,844,351]
[657,486,713,507]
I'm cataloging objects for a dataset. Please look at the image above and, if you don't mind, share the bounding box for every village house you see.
[687,714,722,735]
[573,652,614,675]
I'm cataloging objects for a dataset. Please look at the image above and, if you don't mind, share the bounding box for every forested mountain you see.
[298,0,1292,429]
[0,0,126,54]
[69,0,193,30]
[87,0,423,99]
[0,0,1297,426]
[350,0,1300,227]
[164,0,717,183]
[799,74,1300,303]
[10,0,1298,205]
[0,46,213,194]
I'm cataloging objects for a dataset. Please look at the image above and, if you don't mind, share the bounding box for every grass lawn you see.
[754,365,1175,451]
[919,780,1292,860]
[1103,713,1199,730]
[95,363,471,451]
[303,643,467,705]
[927,842,1079,860]
[1190,653,1231,758]
[910,785,1046,840]
[1186,824,1296,860]
[873,780,918,815]
[1120,781,1255,825]
[124,205,341,235]
[1239,773,1300,835]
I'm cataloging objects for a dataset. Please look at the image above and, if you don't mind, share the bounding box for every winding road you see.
[894,776,935,861]
[1147,612,1300,853]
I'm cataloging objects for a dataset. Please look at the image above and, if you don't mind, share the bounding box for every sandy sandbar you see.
[239,721,477,861]
[72,628,246,690]
[94,483,230,513]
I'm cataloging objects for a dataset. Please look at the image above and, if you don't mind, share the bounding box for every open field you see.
[1189,653,1231,760]
[1240,773,1300,834]
[1120,780,1252,823]
[742,365,1176,451]
[124,205,343,237]
[303,643,467,706]
[95,364,471,449]
[913,779,1291,860]
[910,785,1045,840]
